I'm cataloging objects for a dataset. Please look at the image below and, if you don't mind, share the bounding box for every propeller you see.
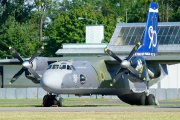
[105,42,146,86]
[9,46,44,84]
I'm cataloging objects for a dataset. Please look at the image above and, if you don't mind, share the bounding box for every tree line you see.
[0,0,179,58]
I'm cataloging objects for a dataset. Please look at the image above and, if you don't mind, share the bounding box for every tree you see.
[43,2,116,56]
[166,0,180,22]
[1,0,179,58]
[0,17,40,58]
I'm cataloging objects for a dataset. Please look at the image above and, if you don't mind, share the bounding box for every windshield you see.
[59,64,66,69]
[47,65,52,70]
[52,65,59,69]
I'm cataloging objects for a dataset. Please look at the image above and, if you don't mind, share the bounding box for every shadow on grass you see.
[36,105,100,107]
[35,104,130,107]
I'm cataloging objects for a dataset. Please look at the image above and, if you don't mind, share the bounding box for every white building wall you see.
[168,64,179,88]
[151,63,180,89]
[86,25,104,43]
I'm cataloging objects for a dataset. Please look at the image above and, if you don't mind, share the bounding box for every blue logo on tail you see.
[136,2,158,56]
[148,26,157,49]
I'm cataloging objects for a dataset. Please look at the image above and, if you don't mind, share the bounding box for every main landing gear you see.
[140,81,159,106]
[140,94,156,105]
[118,92,158,106]
[42,93,63,107]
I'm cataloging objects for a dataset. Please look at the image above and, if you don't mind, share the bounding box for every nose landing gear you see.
[42,93,63,107]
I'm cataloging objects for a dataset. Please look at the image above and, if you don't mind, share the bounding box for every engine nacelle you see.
[129,56,161,80]
[31,57,49,72]
[147,64,161,79]
[25,57,49,84]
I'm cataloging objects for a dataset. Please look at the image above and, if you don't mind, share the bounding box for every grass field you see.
[0,98,180,107]
[0,112,180,120]
[0,98,131,107]
[0,98,180,120]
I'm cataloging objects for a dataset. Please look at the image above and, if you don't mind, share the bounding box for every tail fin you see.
[136,2,158,56]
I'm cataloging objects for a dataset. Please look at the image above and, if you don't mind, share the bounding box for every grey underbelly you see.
[55,88,136,96]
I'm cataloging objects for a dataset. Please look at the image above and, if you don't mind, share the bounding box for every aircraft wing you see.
[0,59,22,65]
[104,55,180,65]
[145,55,180,64]
[0,57,71,65]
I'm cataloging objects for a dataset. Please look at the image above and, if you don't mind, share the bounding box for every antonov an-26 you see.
[0,2,179,107]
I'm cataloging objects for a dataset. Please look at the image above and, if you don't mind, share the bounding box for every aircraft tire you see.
[58,98,63,107]
[53,99,58,105]
[140,94,146,105]
[147,94,155,105]
[43,95,52,107]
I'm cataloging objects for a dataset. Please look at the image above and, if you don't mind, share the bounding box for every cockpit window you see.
[52,65,59,69]
[47,65,52,70]
[70,65,75,70]
[67,65,71,70]
[59,64,66,69]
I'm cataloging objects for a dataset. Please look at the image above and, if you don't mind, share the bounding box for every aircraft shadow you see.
[35,105,122,107]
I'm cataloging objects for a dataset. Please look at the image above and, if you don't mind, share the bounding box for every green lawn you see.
[0,112,180,120]
[0,98,180,120]
[0,98,128,107]
[0,98,180,107]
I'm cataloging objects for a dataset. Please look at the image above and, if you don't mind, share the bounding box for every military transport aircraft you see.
[0,2,176,107]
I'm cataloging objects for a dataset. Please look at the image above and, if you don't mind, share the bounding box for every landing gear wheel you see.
[42,94,56,107]
[147,94,155,105]
[140,94,146,105]
[53,99,58,105]
[58,98,63,107]
[43,95,52,107]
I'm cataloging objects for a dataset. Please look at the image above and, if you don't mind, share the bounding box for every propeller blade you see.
[110,72,123,86]
[128,66,147,81]
[116,67,125,75]
[126,42,141,61]
[124,74,143,83]
[128,66,140,77]
[28,68,41,81]
[104,48,122,63]
[29,46,44,62]
[9,47,24,63]
[139,62,149,81]
[9,68,24,84]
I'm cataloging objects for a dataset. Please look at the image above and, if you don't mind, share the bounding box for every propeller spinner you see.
[9,46,44,84]
[105,42,146,86]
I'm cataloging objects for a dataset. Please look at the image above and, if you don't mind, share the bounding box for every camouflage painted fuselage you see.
[40,56,167,96]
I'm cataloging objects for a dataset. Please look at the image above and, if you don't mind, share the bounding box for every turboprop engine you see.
[9,46,48,84]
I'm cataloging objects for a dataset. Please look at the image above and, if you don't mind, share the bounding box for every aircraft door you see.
[0,66,3,88]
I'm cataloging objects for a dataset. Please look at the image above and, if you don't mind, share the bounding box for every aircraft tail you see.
[136,2,158,56]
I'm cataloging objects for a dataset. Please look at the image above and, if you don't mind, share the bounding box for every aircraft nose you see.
[40,70,62,93]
